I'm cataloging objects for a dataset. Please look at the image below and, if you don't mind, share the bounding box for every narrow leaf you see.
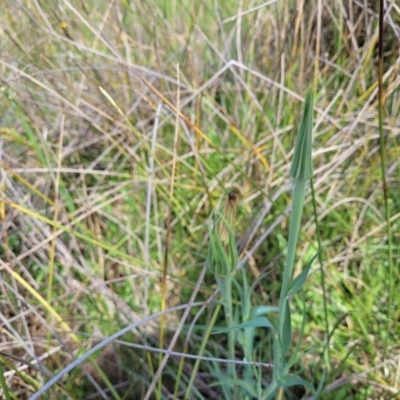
[213,316,275,334]
[262,379,279,400]
[210,378,258,397]
[250,305,279,318]
[281,302,291,355]
[277,374,315,393]
[288,253,318,296]
[311,368,327,399]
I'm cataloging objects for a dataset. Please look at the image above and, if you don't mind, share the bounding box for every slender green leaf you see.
[288,253,318,296]
[213,316,275,334]
[287,291,307,369]
[210,378,258,397]
[277,374,315,392]
[282,302,292,355]
[261,380,279,400]
[251,305,279,318]
[311,368,327,399]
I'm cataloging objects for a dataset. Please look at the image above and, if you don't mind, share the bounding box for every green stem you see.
[277,181,306,341]
[274,180,307,386]
[378,0,394,358]
[184,303,222,399]
[0,358,11,400]
[310,176,330,369]
[216,275,237,380]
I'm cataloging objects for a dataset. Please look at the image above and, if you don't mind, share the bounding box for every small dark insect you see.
[228,189,238,203]
[218,189,239,245]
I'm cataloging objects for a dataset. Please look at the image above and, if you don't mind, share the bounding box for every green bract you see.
[290,90,314,182]
[207,209,238,278]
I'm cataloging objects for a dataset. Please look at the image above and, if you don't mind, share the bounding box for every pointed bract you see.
[290,90,314,181]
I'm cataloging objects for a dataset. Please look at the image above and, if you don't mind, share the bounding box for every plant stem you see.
[277,181,306,345]
[216,275,237,380]
[378,0,394,358]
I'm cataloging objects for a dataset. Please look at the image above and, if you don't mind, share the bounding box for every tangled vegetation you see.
[0,1,399,399]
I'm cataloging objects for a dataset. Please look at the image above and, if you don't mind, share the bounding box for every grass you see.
[0,0,399,399]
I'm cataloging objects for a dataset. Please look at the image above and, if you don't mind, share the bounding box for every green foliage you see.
[207,97,317,394]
